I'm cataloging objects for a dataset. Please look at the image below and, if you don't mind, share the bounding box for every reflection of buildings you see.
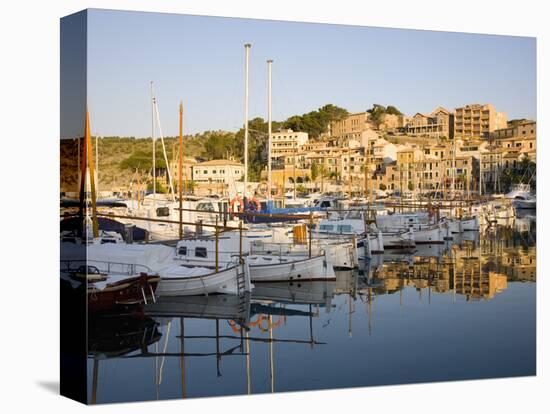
[455,269,508,301]
[366,223,535,301]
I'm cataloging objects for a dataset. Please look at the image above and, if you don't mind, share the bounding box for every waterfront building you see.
[192,159,244,184]
[405,106,454,139]
[454,103,507,140]
[168,156,197,190]
[443,155,478,192]
[378,113,409,131]
[491,120,536,160]
[480,146,507,193]
[270,129,309,166]
[329,112,372,144]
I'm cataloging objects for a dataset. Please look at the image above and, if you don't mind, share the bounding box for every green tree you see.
[367,104,386,128]
[296,184,306,194]
[283,104,348,138]
[119,149,167,172]
[367,104,403,128]
[311,162,319,181]
[147,179,167,194]
[202,132,235,159]
[385,105,403,116]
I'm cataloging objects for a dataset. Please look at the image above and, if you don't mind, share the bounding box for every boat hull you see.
[414,225,444,244]
[156,264,247,296]
[87,274,160,313]
[381,230,415,250]
[248,254,335,282]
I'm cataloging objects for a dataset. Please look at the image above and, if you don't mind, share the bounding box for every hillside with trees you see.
[60,104,349,191]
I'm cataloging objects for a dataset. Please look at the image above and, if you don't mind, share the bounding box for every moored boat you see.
[247,252,335,282]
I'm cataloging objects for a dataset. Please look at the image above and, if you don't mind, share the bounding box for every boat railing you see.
[249,240,325,256]
[60,259,154,276]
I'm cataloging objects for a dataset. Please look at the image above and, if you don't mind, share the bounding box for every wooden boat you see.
[80,242,252,297]
[250,239,358,269]
[155,262,251,296]
[247,252,335,282]
[62,270,160,313]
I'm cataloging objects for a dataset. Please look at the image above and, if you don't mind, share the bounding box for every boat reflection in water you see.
[87,219,536,403]
[87,312,162,404]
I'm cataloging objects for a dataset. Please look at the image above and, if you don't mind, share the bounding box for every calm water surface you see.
[87,218,536,404]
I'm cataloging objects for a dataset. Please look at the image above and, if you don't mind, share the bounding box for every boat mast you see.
[85,110,99,238]
[267,59,273,201]
[151,81,156,210]
[153,95,176,201]
[243,43,251,202]
[179,101,184,239]
[95,133,99,192]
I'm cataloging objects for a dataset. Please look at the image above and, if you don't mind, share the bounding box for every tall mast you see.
[179,101,184,239]
[267,59,273,201]
[153,95,176,201]
[95,134,99,187]
[85,110,99,238]
[151,81,156,208]
[243,43,251,201]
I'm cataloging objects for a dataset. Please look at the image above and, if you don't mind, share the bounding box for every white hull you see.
[460,216,479,231]
[447,219,461,234]
[156,263,249,296]
[250,240,357,270]
[248,254,335,282]
[414,225,444,244]
[381,230,415,250]
[360,231,384,257]
[321,242,356,269]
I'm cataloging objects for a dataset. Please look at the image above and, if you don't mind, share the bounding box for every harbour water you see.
[86,218,536,403]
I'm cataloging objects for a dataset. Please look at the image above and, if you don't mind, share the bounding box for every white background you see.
[0,0,547,412]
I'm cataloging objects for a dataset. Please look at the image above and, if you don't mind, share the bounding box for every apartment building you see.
[480,147,507,193]
[454,103,507,140]
[192,159,244,184]
[491,120,536,140]
[270,129,309,166]
[443,155,477,191]
[491,120,536,159]
[405,106,454,138]
[329,112,371,143]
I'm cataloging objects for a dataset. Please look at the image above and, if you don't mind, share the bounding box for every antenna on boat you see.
[243,43,251,202]
[267,59,273,201]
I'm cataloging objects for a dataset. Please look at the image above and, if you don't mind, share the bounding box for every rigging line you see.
[152,91,176,201]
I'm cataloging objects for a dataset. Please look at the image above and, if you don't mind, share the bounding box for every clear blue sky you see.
[85,8,536,138]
